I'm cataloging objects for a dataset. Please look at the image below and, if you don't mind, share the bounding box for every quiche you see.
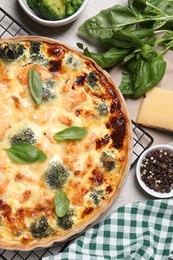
[0,36,132,250]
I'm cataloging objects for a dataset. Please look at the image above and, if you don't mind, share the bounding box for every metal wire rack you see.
[0,7,154,260]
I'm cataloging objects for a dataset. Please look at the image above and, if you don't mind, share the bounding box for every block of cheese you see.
[136,87,173,131]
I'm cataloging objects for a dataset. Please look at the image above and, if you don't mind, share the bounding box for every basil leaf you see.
[29,67,43,104]
[78,5,137,42]
[127,28,154,39]
[82,47,130,68]
[5,143,47,164]
[133,54,166,98]
[131,54,166,98]
[100,30,142,49]
[54,190,70,217]
[54,126,88,141]
[141,44,157,60]
[119,68,134,96]
[143,1,173,17]
[119,53,166,98]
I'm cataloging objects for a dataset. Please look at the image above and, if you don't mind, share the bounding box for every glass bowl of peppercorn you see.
[136,144,173,198]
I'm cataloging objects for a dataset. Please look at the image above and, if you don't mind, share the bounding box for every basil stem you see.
[29,67,43,104]
[54,126,88,141]
[5,142,47,164]
[54,190,70,217]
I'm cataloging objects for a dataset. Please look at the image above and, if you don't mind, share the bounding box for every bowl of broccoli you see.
[18,0,88,27]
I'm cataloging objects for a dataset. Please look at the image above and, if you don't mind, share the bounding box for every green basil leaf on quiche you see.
[54,190,70,217]
[29,67,43,104]
[5,142,47,164]
[54,126,88,141]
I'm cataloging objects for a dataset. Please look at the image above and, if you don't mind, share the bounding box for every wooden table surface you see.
[0,0,173,256]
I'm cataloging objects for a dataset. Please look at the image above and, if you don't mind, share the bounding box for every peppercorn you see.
[140,149,173,193]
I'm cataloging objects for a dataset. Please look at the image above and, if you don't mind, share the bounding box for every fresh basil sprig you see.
[54,190,70,217]
[5,142,47,164]
[54,126,88,141]
[29,67,43,104]
[77,0,173,98]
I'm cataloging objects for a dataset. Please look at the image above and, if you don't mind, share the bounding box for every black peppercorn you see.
[140,149,173,193]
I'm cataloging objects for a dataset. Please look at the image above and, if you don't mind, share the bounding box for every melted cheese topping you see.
[0,39,130,249]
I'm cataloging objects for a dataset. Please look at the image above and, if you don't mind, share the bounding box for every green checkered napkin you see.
[44,199,173,260]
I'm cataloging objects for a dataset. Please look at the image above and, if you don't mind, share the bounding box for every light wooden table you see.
[0,0,173,258]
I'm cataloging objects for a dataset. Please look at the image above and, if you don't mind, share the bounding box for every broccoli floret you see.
[57,209,74,230]
[44,78,55,89]
[100,152,115,171]
[64,0,83,16]
[65,54,81,69]
[27,0,38,10]
[87,71,98,89]
[0,43,25,62]
[29,41,48,67]
[42,78,56,100]
[97,101,109,116]
[30,53,48,67]
[90,189,104,206]
[42,87,56,100]
[30,41,41,55]
[29,216,53,239]
[45,162,69,189]
[38,0,65,20]
[10,128,37,145]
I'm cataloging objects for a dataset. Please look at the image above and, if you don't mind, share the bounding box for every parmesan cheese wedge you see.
[136,87,173,132]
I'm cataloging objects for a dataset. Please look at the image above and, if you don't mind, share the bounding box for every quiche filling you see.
[0,37,131,249]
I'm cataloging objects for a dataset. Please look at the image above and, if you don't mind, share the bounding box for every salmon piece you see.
[30,108,56,124]
[66,141,80,154]
[12,95,22,109]
[63,142,80,170]
[85,132,96,150]
[68,89,87,104]
[45,131,56,144]
[0,66,9,84]
[15,172,36,183]
[0,179,10,194]
[84,110,97,119]
[62,79,73,93]
[0,122,10,141]
[42,190,54,205]
[85,154,94,169]
[68,181,88,206]
[0,164,6,171]
[19,89,29,99]
[63,154,79,170]
[0,107,11,140]
[64,89,87,111]
[58,115,72,126]
[36,142,54,156]
[18,64,50,85]
[19,190,31,204]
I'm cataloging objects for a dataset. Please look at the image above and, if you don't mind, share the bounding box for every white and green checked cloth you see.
[44,199,173,260]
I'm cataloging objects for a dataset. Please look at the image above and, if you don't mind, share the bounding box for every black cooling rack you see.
[0,7,154,260]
